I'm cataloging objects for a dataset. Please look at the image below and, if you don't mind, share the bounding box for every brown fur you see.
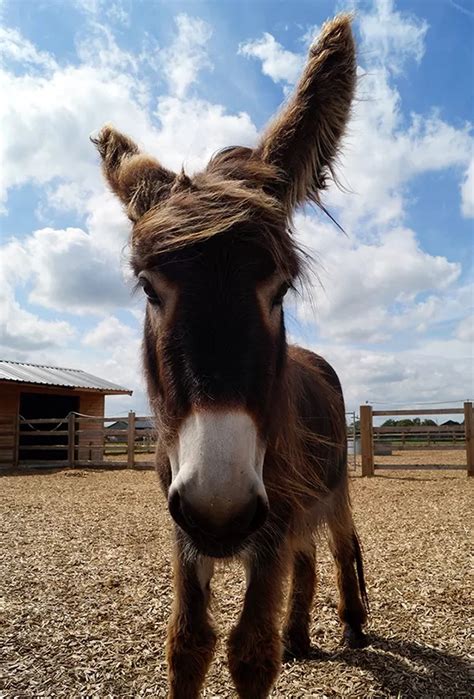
[166,544,216,697]
[94,15,367,698]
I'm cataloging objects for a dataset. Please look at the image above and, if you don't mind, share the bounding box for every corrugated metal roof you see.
[0,360,132,394]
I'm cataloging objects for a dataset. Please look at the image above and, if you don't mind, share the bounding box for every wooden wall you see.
[78,393,105,462]
[0,384,19,467]
[0,382,107,468]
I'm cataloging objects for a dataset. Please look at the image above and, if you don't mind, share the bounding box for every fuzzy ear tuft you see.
[255,14,356,211]
[91,125,176,221]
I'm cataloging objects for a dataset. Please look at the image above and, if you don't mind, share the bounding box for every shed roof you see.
[0,360,132,395]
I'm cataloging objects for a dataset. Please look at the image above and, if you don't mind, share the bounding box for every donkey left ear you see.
[91,125,176,221]
[255,14,356,211]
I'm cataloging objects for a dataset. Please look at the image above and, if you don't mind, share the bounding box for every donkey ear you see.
[255,14,356,211]
[91,125,176,221]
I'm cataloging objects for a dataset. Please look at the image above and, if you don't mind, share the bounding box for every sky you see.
[0,0,472,417]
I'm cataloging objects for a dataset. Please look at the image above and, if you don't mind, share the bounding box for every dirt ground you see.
[1,460,472,697]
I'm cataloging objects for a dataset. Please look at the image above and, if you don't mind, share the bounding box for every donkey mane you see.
[131,145,303,280]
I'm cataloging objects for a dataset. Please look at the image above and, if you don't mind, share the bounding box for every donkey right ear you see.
[255,14,356,212]
[91,125,176,221]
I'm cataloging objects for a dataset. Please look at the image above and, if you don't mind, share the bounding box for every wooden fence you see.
[0,415,17,468]
[360,403,474,477]
[5,410,359,472]
[8,411,156,470]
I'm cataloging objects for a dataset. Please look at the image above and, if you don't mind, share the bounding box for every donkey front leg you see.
[228,550,288,699]
[282,541,316,660]
[167,547,216,699]
[327,509,368,649]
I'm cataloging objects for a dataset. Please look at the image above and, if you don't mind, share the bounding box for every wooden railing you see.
[359,403,474,477]
[14,412,156,470]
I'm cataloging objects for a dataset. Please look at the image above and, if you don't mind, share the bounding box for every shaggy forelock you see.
[131,147,303,279]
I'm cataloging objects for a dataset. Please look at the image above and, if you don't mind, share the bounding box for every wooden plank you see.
[464,402,474,477]
[127,411,136,468]
[374,464,464,471]
[19,445,71,451]
[18,417,69,425]
[387,444,464,452]
[76,416,131,423]
[91,427,128,442]
[374,425,464,433]
[373,408,464,416]
[68,413,75,467]
[18,430,69,437]
[360,405,374,477]
[74,460,128,469]
[13,412,19,469]
[132,462,155,470]
[19,460,68,467]
[78,430,125,439]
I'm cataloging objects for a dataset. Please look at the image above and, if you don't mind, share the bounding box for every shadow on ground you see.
[292,634,471,697]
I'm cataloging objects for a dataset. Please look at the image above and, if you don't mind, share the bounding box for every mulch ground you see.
[1,462,472,697]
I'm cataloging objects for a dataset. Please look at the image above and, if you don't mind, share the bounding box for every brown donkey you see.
[93,14,368,698]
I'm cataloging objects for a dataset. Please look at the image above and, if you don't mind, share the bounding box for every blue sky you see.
[0,0,472,416]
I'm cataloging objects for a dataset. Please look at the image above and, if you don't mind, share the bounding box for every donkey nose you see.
[168,489,268,540]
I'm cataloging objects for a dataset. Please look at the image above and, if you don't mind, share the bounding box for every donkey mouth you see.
[182,529,252,559]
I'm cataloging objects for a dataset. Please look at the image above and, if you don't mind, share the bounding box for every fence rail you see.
[8,411,156,470]
[5,410,360,472]
[360,402,473,477]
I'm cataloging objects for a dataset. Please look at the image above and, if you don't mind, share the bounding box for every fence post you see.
[14,413,20,469]
[464,402,473,477]
[127,411,136,469]
[360,405,374,477]
[68,413,75,467]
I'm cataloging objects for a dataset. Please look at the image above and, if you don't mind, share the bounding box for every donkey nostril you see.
[248,494,269,534]
[230,494,269,535]
[168,489,182,525]
[169,490,200,531]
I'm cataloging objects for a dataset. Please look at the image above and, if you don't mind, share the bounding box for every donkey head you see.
[94,15,356,557]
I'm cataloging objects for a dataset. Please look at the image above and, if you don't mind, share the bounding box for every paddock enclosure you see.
[1,467,471,697]
[0,360,132,470]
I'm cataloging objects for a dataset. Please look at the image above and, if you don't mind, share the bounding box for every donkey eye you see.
[271,282,290,308]
[139,278,162,306]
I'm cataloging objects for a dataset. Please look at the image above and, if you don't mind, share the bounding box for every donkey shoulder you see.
[287,345,344,401]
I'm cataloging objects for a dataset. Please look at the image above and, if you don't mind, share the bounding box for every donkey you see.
[93,14,367,698]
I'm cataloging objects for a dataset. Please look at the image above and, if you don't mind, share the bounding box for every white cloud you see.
[0,26,58,72]
[301,338,473,412]
[293,214,461,343]
[83,316,137,348]
[153,95,258,173]
[461,156,474,218]
[358,0,428,73]
[0,252,76,353]
[1,226,132,316]
[161,14,213,98]
[239,32,304,85]
[456,315,474,343]
[327,72,472,229]
[75,22,140,73]
[0,292,76,354]
[73,0,130,26]
[0,63,153,209]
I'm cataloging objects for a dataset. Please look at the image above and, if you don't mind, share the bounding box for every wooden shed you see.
[0,360,132,469]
